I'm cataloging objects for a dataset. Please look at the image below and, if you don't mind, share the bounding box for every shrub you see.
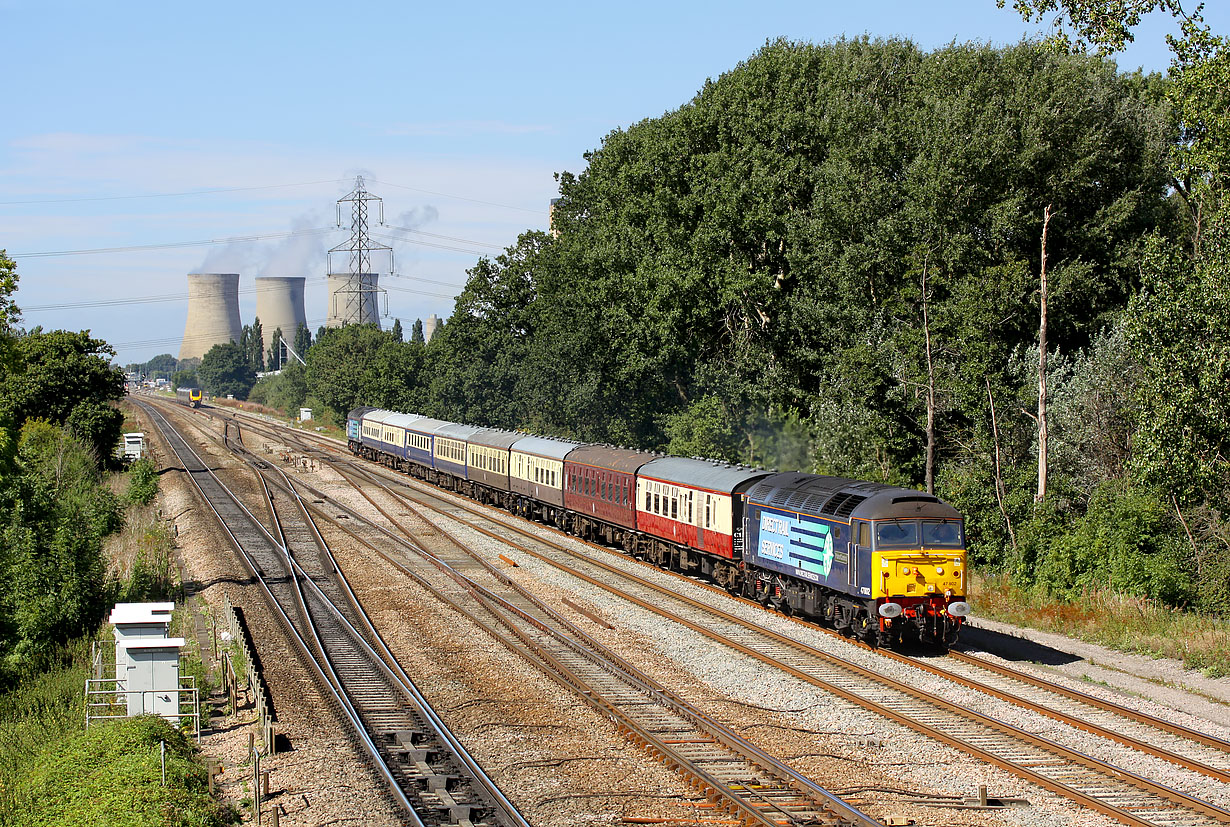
[124,458,158,506]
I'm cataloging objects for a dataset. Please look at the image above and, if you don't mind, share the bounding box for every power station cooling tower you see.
[179,273,241,361]
[254,277,307,357]
[326,272,381,329]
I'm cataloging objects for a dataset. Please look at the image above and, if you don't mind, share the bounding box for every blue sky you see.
[2,0,1221,366]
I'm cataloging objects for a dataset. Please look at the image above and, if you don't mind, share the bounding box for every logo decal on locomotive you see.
[757,510,835,577]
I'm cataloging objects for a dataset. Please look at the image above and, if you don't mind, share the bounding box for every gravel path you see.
[960,617,1230,725]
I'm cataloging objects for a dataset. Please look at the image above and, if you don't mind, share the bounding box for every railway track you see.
[204,405,1230,827]
[207,409,886,827]
[349,465,1230,827]
[139,401,530,827]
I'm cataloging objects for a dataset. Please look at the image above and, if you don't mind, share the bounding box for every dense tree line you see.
[0,253,133,683]
[253,33,1229,612]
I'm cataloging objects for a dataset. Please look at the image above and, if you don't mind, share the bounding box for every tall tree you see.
[391,318,403,342]
[197,342,257,400]
[0,328,126,460]
[411,318,425,345]
[293,323,312,362]
[266,327,284,371]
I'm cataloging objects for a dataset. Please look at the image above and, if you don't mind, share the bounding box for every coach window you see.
[671,495,678,519]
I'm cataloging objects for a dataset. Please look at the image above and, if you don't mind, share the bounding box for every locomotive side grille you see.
[802,494,828,514]
[748,483,775,502]
[820,492,851,514]
[770,489,793,506]
[784,491,811,510]
[834,495,867,517]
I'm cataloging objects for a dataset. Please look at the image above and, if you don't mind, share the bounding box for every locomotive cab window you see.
[875,520,919,549]
[921,520,963,548]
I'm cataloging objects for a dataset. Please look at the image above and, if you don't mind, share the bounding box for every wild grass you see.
[970,573,1230,677]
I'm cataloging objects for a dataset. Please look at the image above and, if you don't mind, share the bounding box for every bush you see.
[1025,481,1192,606]
[124,458,158,506]
[17,715,229,826]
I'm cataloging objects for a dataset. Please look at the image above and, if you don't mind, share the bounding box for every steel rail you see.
[214,406,1230,827]
[144,402,535,826]
[253,443,884,827]
[137,401,425,822]
[348,465,1230,827]
[226,425,533,827]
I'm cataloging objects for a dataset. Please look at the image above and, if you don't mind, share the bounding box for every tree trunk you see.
[987,378,1017,552]
[921,254,936,495]
[1037,205,1053,504]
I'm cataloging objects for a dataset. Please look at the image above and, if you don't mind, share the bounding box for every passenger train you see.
[176,387,202,408]
[347,407,970,647]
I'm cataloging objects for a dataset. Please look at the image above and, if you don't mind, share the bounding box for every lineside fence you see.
[222,594,278,754]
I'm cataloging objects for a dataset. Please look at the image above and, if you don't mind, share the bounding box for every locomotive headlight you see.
[947,601,971,617]
[878,602,903,618]
[935,567,944,575]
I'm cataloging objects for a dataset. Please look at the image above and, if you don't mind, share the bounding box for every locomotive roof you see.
[746,472,960,521]
[468,429,523,450]
[510,435,581,461]
[347,405,378,421]
[566,444,651,473]
[435,422,485,441]
[640,456,770,493]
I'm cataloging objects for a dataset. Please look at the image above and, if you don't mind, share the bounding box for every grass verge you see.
[970,573,1230,677]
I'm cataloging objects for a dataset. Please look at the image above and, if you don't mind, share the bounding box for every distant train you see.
[347,407,970,648]
[176,387,202,408]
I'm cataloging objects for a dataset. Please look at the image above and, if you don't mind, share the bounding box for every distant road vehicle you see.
[176,387,202,408]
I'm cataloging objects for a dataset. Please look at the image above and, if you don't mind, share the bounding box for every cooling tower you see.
[179,273,241,361]
[254,277,307,357]
[423,314,441,344]
[326,272,381,329]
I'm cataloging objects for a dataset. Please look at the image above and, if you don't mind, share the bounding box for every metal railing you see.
[84,676,200,740]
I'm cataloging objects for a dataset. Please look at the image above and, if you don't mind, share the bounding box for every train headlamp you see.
[878,602,903,618]
[947,601,971,617]
[935,567,944,575]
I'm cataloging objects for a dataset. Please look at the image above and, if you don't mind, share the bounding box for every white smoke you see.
[263,210,327,276]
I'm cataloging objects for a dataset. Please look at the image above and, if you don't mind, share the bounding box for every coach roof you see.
[435,423,484,441]
[510,435,581,461]
[640,456,770,493]
[469,429,523,450]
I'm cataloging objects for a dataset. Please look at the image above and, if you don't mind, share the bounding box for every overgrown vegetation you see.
[0,640,231,827]
[972,574,1230,677]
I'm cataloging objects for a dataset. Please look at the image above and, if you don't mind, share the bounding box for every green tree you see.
[0,421,121,677]
[197,342,256,400]
[390,318,403,342]
[1126,219,1230,503]
[411,318,425,345]
[139,353,177,381]
[293,323,312,361]
[304,324,392,422]
[0,328,126,460]
[266,326,284,371]
[171,369,198,391]
[240,319,265,373]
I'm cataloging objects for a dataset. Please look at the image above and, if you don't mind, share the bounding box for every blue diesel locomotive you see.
[347,406,969,647]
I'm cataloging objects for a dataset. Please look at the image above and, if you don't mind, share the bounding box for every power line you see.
[9,227,339,259]
[0,179,348,207]
[370,177,548,216]
[381,224,505,249]
[23,272,466,313]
